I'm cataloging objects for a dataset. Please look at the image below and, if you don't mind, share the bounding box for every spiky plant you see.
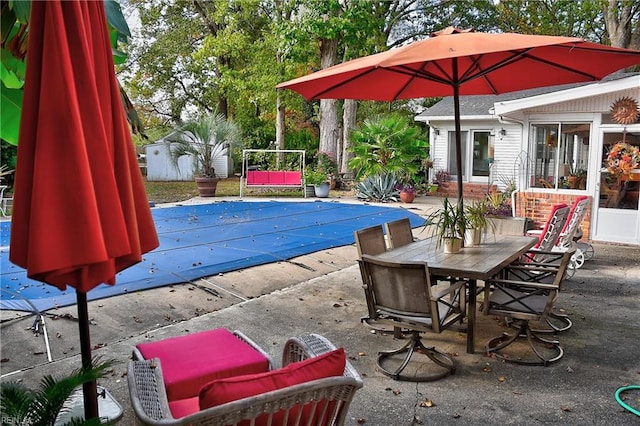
[355,174,399,203]
[0,358,115,426]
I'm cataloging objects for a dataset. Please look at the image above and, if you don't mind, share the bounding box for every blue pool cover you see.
[1,201,424,312]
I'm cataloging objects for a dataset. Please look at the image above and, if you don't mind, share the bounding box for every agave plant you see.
[355,173,399,202]
[0,358,115,426]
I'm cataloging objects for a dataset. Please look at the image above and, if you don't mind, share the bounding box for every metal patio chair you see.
[359,255,465,381]
[483,245,576,366]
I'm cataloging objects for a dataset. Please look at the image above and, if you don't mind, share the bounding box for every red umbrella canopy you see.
[277,27,640,101]
[9,0,159,293]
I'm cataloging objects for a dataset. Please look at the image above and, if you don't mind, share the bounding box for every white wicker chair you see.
[127,333,363,426]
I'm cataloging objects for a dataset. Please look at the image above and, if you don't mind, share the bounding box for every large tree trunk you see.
[341,99,357,178]
[603,1,639,71]
[604,0,635,47]
[318,38,339,157]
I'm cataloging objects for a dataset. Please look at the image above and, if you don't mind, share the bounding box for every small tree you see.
[348,115,428,181]
[167,114,241,178]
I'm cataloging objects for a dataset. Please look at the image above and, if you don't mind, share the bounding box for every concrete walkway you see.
[1,195,639,425]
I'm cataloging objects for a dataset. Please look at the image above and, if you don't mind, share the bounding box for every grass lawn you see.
[143,176,322,204]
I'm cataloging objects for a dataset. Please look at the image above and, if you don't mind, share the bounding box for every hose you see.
[615,385,640,417]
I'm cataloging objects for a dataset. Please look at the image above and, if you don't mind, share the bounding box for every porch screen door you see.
[593,130,640,244]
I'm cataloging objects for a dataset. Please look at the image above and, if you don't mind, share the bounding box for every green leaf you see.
[104,0,131,39]
[9,0,31,24]
[0,62,22,89]
[0,86,22,145]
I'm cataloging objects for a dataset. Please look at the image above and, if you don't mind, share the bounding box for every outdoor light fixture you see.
[498,128,506,140]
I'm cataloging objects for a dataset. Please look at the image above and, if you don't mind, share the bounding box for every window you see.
[447,130,491,180]
[530,122,590,190]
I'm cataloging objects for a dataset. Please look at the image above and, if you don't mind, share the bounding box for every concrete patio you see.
[1,196,639,425]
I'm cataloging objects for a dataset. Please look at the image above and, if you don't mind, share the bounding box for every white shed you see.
[145,139,233,181]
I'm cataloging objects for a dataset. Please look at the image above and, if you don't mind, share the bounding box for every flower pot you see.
[314,182,330,198]
[399,191,415,203]
[195,177,219,197]
[464,228,483,246]
[443,237,462,253]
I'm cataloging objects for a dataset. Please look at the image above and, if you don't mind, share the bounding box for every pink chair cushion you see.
[199,348,346,424]
[168,396,199,419]
[136,328,270,401]
[283,171,302,185]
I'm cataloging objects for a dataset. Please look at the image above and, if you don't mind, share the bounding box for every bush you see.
[355,174,399,202]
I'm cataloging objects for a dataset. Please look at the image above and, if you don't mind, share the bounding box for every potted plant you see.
[315,151,338,189]
[167,113,241,197]
[425,197,465,253]
[464,199,492,246]
[0,357,115,425]
[304,168,330,197]
[398,182,416,203]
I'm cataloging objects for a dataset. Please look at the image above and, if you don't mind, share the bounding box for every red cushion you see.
[168,396,199,419]
[199,348,346,424]
[136,329,270,401]
[284,171,302,185]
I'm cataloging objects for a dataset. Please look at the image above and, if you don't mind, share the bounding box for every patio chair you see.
[128,333,363,426]
[527,203,570,252]
[354,225,403,337]
[353,224,386,257]
[358,254,465,381]
[556,196,593,274]
[384,218,414,249]
[483,244,576,366]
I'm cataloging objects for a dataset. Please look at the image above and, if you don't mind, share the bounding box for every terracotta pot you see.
[399,191,415,203]
[195,177,219,197]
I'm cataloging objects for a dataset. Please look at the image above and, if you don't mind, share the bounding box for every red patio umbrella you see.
[9,0,158,419]
[277,27,640,203]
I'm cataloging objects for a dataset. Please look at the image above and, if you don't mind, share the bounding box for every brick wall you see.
[515,192,592,238]
[437,182,498,200]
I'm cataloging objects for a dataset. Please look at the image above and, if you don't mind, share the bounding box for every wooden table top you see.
[376,235,539,280]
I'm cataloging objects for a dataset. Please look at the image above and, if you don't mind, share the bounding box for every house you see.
[415,73,640,245]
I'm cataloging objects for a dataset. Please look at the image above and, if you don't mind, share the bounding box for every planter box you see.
[486,216,531,237]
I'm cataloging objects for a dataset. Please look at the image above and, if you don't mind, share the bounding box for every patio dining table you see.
[373,234,538,354]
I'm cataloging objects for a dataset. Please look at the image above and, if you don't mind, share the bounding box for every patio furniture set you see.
[125,204,587,423]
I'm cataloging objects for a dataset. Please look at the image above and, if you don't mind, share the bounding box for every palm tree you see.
[167,113,241,178]
[348,115,427,180]
[0,358,114,426]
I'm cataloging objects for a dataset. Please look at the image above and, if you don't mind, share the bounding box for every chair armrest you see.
[128,359,175,424]
[431,280,466,301]
[486,278,559,291]
[283,334,363,385]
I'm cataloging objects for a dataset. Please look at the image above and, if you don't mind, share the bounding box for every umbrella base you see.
[55,385,123,425]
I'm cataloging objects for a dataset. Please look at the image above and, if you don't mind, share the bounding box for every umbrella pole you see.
[77,291,99,420]
[452,60,464,208]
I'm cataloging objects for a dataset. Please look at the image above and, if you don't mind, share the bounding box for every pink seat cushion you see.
[199,348,346,425]
[168,396,199,419]
[136,328,270,401]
